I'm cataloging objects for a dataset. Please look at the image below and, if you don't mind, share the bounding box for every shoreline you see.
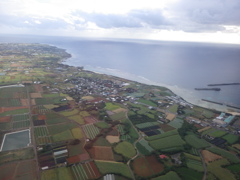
[59,50,240,114]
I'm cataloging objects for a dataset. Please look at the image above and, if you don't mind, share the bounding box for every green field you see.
[71,128,83,139]
[138,99,157,107]
[175,167,203,180]
[95,161,133,179]
[168,104,178,113]
[95,121,110,129]
[83,124,100,139]
[222,134,239,144]
[13,120,30,129]
[46,113,68,125]
[12,114,29,122]
[168,118,184,129]
[105,102,121,111]
[114,141,136,158]
[135,122,159,129]
[52,130,74,142]
[60,109,78,117]
[149,134,186,151]
[207,147,240,163]
[41,167,73,180]
[68,114,85,124]
[208,130,227,138]
[145,129,178,141]
[34,126,49,137]
[208,158,235,180]
[48,123,77,135]
[184,134,210,149]
[152,171,181,180]
[110,112,126,121]
[0,108,29,116]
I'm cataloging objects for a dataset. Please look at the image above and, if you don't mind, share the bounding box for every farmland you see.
[148,134,186,151]
[95,161,132,179]
[152,171,181,180]
[207,158,236,180]
[207,147,240,163]
[83,124,100,139]
[114,141,136,158]
[184,134,210,149]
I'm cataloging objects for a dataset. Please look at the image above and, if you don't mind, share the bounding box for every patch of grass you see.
[48,123,76,135]
[95,161,133,179]
[110,112,126,121]
[0,108,29,116]
[114,141,136,158]
[79,111,90,117]
[46,113,68,125]
[208,130,227,138]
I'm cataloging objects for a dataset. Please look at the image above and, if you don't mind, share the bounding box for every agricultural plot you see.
[114,141,136,158]
[12,114,29,122]
[149,134,186,151]
[0,98,21,107]
[207,147,240,163]
[208,158,236,180]
[117,124,125,135]
[145,129,178,141]
[33,105,52,114]
[68,115,85,125]
[13,120,30,129]
[83,124,100,139]
[34,126,49,137]
[184,153,204,172]
[201,150,222,164]
[71,161,101,180]
[46,112,68,125]
[184,134,210,149]
[48,123,77,135]
[41,167,73,180]
[175,167,203,180]
[136,139,154,155]
[138,99,158,107]
[152,171,181,180]
[95,121,110,129]
[52,130,74,142]
[60,109,78,117]
[132,155,164,177]
[168,118,184,129]
[89,146,115,161]
[208,130,227,138]
[71,128,83,139]
[109,112,126,121]
[222,134,239,144]
[105,102,121,111]
[96,161,132,179]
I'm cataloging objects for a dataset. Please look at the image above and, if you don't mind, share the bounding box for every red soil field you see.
[0,106,28,113]
[34,84,43,92]
[67,155,81,164]
[38,114,46,120]
[0,162,18,180]
[16,160,37,177]
[88,161,101,178]
[0,116,11,123]
[79,153,90,161]
[84,116,98,124]
[145,155,164,174]
[132,157,153,177]
[89,146,114,161]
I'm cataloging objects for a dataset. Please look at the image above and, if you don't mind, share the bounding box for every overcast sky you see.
[0,0,240,44]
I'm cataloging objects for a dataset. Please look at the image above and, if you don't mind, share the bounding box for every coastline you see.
[60,55,240,113]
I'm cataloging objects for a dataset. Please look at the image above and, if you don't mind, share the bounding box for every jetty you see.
[195,88,221,91]
[208,83,240,86]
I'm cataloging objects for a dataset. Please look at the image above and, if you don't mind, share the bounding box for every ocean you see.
[1,34,240,112]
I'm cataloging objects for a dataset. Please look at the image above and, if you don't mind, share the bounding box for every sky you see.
[0,0,240,44]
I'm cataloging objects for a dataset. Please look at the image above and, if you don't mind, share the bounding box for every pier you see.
[208,83,240,86]
[195,88,221,91]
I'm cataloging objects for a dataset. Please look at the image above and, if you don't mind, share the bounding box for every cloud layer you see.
[0,0,239,43]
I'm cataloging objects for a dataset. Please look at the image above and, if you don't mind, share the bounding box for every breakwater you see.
[195,88,221,91]
[208,83,240,86]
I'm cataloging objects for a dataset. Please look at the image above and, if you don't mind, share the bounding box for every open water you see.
[1,34,240,111]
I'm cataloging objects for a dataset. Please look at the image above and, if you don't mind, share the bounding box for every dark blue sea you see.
[1,34,240,111]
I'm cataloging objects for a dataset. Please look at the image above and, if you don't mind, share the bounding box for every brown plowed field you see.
[201,150,222,164]
[89,146,114,161]
[84,116,98,124]
[132,155,165,177]
[0,116,11,123]
[38,114,46,120]
[0,106,28,113]
[30,93,42,98]
[145,155,164,174]
[34,84,43,92]
[132,157,153,177]
[21,99,36,106]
